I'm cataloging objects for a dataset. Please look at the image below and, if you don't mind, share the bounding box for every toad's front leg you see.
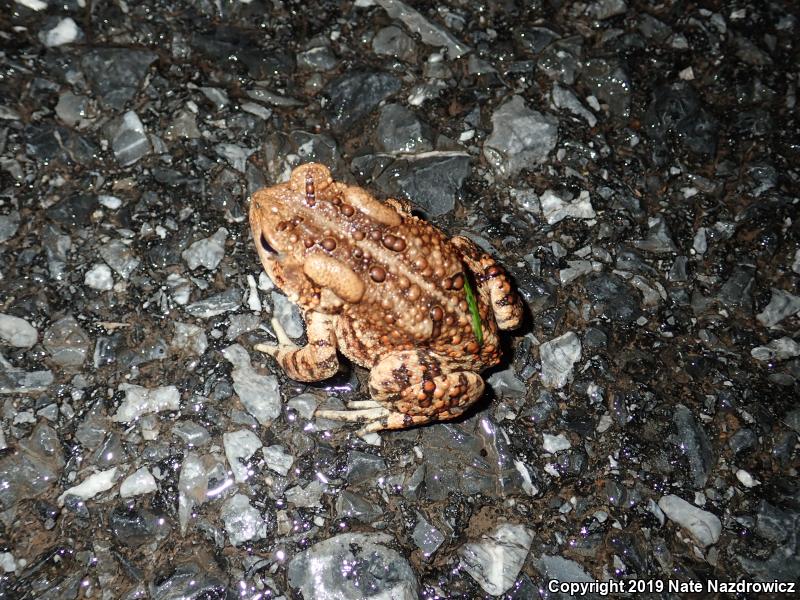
[316,349,484,433]
[255,311,339,381]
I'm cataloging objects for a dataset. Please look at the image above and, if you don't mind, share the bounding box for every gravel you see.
[2,1,798,596]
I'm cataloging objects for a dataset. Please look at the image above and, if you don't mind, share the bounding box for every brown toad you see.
[249,163,522,433]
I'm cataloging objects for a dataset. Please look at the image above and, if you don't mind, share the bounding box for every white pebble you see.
[542,433,571,453]
[112,384,181,422]
[41,17,80,47]
[246,274,262,312]
[15,0,47,10]
[0,552,15,574]
[658,494,721,547]
[120,467,158,498]
[735,469,759,488]
[84,264,114,291]
[58,468,118,506]
[98,195,123,210]
[0,313,38,348]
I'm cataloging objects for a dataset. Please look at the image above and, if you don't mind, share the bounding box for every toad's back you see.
[249,164,501,369]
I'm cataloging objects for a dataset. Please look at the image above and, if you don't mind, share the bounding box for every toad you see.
[250,163,522,433]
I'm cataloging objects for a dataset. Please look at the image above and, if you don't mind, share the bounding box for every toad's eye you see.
[260,233,276,253]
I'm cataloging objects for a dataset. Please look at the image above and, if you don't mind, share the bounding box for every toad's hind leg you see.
[316,350,485,434]
[254,312,339,382]
[450,235,523,330]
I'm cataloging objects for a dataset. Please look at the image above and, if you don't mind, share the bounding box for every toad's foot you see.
[316,350,486,434]
[314,405,435,436]
[254,313,339,382]
[369,350,485,421]
[254,317,297,356]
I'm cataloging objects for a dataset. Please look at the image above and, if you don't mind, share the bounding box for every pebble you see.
[0,314,38,348]
[112,384,180,422]
[171,322,208,355]
[262,445,294,477]
[671,404,713,489]
[459,523,534,595]
[99,239,140,280]
[80,48,157,111]
[735,469,759,488]
[540,189,596,224]
[288,533,418,599]
[185,289,241,318]
[43,316,91,367]
[658,494,721,548]
[539,331,582,389]
[285,480,323,508]
[376,0,469,58]
[214,144,254,173]
[222,344,281,426]
[84,263,114,291]
[412,513,445,557]
[119,467,157,498]
[177,452,217,533]
[223,429,263,483]
[324,71,401,133]
[113,111,151,166]
[484,95,558,179]
[751,337,800,362]
[58,467,118,506]
[0,211,20,243]
[39,17,81,47]
[182,227,228,270]
[221,494,268,546]
[271,292,304,339]
[756,288,800,328]
[372,25,416,61]
[551,84,597,126]
[171,422,211,447]
[542,433,571,453]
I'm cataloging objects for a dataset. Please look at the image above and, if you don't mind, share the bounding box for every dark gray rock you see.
[0,423,64,511]
[373,154,471,216]
[374,103,433,154]
[0,210,20,243]
[375,0,470,58]
[633,214,678,254]
[716,265,755,312]
[671,404,714,489]
[262,130,346,184]
[484,95,558,179]
[112,111,151,166]
[43,316,91,368]
[287,533,418,600]
[584,274,642,323]
[325,72,401,133]
[643,82,719,162]
[413,512,445,557]
[335,491,382,524]
[345,451,386,485]
[581,58,631,118]
[185,289,241,318]
[755,500,796,543]
[297,43,338,71]
[514,27,560,55]
[45,194,98,229]
[152,563,230,599]
[537,37,581,84]
[80,48,157,111]
[189,28,294,80]
[728,428,758,455]
[372,26,416,61]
